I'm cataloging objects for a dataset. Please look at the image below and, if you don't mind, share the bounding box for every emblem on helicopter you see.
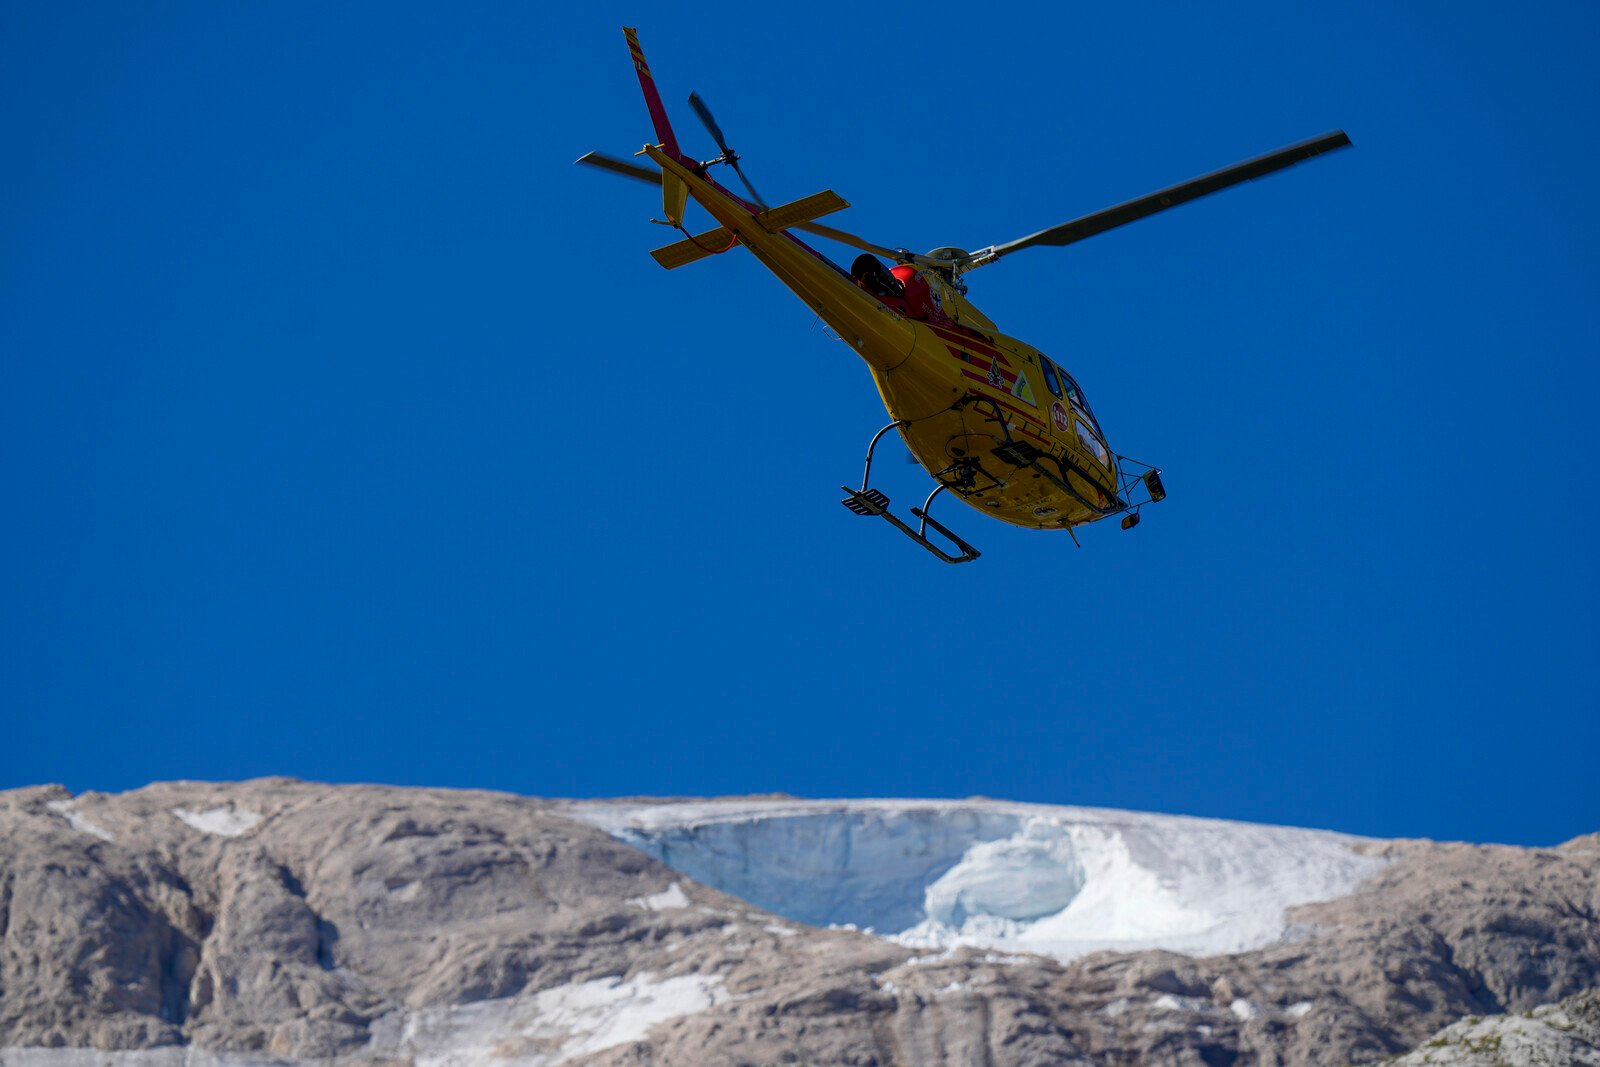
[580,27,1350,563]
[1050,401,1071,433]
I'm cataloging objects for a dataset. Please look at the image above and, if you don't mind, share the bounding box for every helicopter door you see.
[1059,370,1111,470]
[1074,418,1110,467]
[1038,354,1115,499]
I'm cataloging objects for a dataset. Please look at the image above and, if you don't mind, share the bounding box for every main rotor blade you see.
[576,151,662,185]
[960,130,1352,273]
[790,220,905,260]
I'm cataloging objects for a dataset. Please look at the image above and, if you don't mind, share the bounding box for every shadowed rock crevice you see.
[156,926,200,1027]
[315,919,339,972]
[270,862,340,973]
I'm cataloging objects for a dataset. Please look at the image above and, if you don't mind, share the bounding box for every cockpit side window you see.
[1040,356,1063,399]
[1061,371,1100,432]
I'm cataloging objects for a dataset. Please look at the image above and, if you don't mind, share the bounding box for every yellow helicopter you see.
[580,28,1350,563]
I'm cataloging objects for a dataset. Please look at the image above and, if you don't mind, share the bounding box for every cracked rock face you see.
[1,781,1596,1067]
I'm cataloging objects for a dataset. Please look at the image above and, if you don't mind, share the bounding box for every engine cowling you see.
[890,264,940,320]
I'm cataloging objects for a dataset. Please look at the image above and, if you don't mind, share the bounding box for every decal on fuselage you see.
[1010,370,1037,406]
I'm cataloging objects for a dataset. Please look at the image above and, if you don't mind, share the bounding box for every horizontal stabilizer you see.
[649,190,851,270]
[651,227,736,270]
[757,190,849,233]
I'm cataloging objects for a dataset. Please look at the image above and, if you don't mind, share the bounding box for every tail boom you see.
[644,146,916,373]
[623,28,685,163]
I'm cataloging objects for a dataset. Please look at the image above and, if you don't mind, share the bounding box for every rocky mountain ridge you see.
[1,780,1596,1066]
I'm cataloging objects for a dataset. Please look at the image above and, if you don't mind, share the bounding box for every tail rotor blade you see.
[727,160,767,209]
[687,92,733,157]
[688,91,767,207]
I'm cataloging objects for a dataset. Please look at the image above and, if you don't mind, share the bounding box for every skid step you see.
[840,487,891,516]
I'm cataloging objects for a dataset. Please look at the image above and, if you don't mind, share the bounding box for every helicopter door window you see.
[1060,371,1084,409]
[1075,421,1110,466]
[1061,371,1102,434]
[1040,357,1064,399]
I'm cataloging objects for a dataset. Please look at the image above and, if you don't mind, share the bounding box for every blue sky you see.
[4,3,1595,847]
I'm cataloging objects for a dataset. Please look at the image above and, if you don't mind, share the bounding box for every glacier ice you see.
[605,803,1021,933]
[570,798,1388,963]
[923,817,1085,926]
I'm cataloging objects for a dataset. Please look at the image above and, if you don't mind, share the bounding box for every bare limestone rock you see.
[1379,987,1600,1065]
[0,781,1595,1066]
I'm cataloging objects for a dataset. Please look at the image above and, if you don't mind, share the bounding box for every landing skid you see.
[840,421,981,564]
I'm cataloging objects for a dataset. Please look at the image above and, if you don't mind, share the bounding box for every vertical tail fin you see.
[623,27,685,163]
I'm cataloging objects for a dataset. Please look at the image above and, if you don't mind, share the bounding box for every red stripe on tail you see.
[623,28,683,162]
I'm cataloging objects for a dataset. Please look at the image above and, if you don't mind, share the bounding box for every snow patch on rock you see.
[171,807,262,837]
[1231,998,1262,1021]
[44,799,114,842]
[629,882,690,911]
[1154,993,1213,1013]
[366,972,732,1066]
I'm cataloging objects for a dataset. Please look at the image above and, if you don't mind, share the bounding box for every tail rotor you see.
[687,91,767,208]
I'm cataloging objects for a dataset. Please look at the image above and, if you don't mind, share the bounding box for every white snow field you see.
[568,798,1388,962]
